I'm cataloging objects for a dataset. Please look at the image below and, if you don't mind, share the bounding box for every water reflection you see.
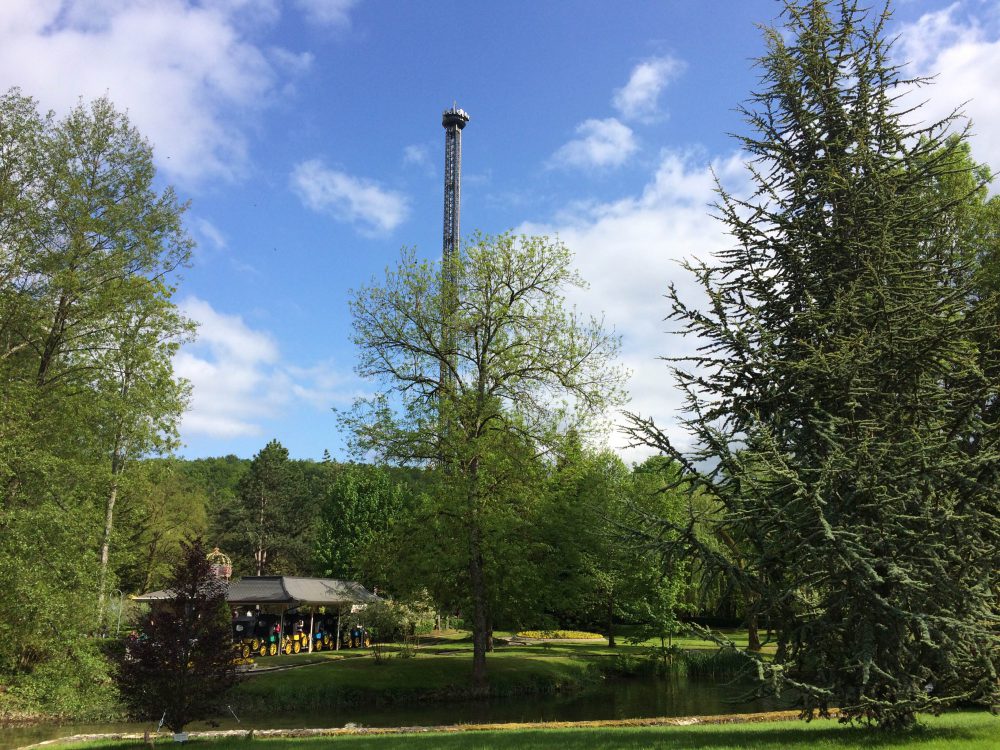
[1,676,794,749]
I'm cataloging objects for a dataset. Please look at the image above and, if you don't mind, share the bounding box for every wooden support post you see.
[308,609,315,653]
[281,606,287,654]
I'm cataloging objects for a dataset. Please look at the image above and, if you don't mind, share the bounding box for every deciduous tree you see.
[314,463,404,581]
[346,232,626,685]
[0,88,192,714]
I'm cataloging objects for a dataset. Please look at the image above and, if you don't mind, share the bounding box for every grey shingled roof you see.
[134,576,378,606]
[282,577,379,605]
[224,576,292,604]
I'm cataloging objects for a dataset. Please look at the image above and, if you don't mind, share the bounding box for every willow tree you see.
[346,232,626,686]
[627,0,999,728]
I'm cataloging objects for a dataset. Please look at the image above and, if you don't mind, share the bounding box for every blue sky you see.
[2,0,999,462]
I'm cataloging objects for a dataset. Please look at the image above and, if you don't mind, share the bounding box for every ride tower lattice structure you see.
[439,105,469,406]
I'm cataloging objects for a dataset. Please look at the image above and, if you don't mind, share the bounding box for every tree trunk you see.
[256,488,267,575]
[142,536,160,593]
[96,478,118,629]
[37,294,70,387]
[97,437,125,630]
[469,527,490,689]
[747,609,762,651]
[775,631,788,662]
[606,593,616,648]
[467,456,490,688]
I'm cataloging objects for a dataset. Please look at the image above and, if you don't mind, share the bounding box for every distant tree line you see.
[114,446,715,647]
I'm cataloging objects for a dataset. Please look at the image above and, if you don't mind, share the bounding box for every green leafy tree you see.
[116,539,238,733]
[116,460,210,593]
[185,455,250,546]
[314,463,404,581]
[95,291,193,626]
[371,420,552,644]
[541,447,634,646]
[626,0,999,728]
[626,457,689,648]
[346,232,626,685]
[543,450,687,649]
[0,88,192,713]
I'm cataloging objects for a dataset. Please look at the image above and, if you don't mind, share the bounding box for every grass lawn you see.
[231,627,772,713]
[57,712,997,749]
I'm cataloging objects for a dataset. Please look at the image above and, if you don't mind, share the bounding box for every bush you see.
[0,638,121,721]
[682,648,751,679]
[358,597,437,647]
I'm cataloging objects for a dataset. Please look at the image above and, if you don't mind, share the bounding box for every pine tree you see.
[627,0,999,728]
[219,439,311,575]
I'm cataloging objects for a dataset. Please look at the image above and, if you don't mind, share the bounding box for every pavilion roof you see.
[133,576,378,607]
[227,576,378,606]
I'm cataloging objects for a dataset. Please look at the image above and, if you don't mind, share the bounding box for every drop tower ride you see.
[442,105,469,270]
[440,105,469,395]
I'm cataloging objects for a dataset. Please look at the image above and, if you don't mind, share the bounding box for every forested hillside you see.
[116,451,433,592]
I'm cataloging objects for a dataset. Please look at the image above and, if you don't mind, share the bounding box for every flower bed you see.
[516,630,604,640]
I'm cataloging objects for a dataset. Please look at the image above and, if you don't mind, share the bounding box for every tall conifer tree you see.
[628,0,999,727]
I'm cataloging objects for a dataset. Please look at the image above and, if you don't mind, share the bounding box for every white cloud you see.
[285,361,366,409]
[175,297,359,439]
[290,159,410,235]
[897,3,1000,172]
[294,0,359,27]
[521,149,749,462]
[551,118,638,170]
[269,46,315,74]
[175,297,283,438]
[403,143,437,179]
[0,1,331,186]
[192,217,228,251]
[612,56,685,121]
[403,143,433,171]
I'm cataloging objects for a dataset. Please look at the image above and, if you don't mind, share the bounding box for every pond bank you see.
[19,712,1000,750]
[17,709,821,748]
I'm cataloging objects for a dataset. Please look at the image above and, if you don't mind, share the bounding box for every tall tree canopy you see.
[314,463,405,582]
[346,232,626,685]
[627,0,999,728]
[0,89,192,716]
[216,439,314,576]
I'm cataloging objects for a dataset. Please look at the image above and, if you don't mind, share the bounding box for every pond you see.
[1,675,793,749]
